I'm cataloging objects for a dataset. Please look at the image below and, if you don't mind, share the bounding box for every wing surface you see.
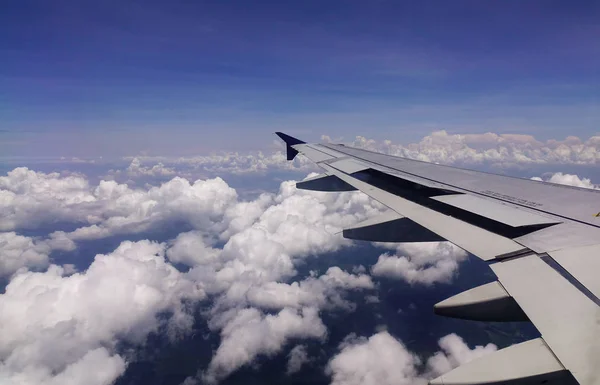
[276,132,600,385]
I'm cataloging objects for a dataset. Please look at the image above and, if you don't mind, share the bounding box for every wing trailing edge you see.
[342,211,444,243]
[429,338,577,385]
[296,173,357,192]
[433,281,528,322]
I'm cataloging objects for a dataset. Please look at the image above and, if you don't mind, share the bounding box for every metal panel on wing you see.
[432,194,561,228]
[429,338,576,385]
[296,173,357,192]
[342,211,444,242]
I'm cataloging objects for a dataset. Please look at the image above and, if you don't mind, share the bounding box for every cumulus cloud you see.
[203,307,326,383]
[371,242,468,285]
[0,240,204,385]
[326,331,424,385]
[286,345,310,375]
[0,168,96,231]
[1,168,384,252]
[349,130,600,166]
[243,267,375,311]
[117,157,178,178]
[532,172,599,189]
[425,333,498,378]
[1,165,391,383]
[1,168,239,238]
[326,331,498,385]
[176,150,316,174]
[118,150,317,178]
[0,232,51,277]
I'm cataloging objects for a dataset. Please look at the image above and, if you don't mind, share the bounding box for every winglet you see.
[275,132,305,160]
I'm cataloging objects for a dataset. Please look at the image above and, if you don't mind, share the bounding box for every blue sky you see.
[1,0,598,156]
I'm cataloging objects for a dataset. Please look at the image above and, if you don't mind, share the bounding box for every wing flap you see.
[429,338,576,385]
[433,281,528,322]
[342,211,444,242]
[292,144,337,162]
[320,163,526,261]
[296,173,357,192]
[547,244,600,300]
[432,194,561,227]
[329,158,370,174]
[491,254,600,385]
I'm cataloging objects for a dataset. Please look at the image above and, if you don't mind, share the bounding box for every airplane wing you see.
[276,132,600,385]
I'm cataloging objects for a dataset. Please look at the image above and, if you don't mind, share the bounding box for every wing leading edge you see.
[276,132,600,385]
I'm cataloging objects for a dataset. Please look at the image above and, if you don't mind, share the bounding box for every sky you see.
[1,0,599,156]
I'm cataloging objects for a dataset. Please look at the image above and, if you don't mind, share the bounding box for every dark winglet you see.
[275,132,305,160]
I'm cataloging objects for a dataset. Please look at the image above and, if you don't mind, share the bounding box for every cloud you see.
[371,242,468,285]
[106,158,178,182]
[286,345,309,375]
[1,168,239,237]
[1,165,390,383]
[0,168,96,231]
[118,150,317,178]
[425,333,498,378]
[0,240,204,385]
[326,331,498,385]
[166,231,221,267]
[326,331,425,385]
[203,307,326,383]
[348,131,600,166]
[0,232,51,277]
[243,267,375,311]
[532,172,599,189]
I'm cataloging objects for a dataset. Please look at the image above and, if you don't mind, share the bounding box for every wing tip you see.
[275,132,305,146]
[275,132,305,160]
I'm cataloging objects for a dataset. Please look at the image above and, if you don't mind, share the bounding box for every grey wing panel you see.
[491,254,600,385]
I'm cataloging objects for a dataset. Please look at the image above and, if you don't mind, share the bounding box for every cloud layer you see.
[0,169,386,384]
[371,242,468,285]
[0,154,596,384]
[345,130,600,166]
[84,130,600,182]
[0,240,204,385]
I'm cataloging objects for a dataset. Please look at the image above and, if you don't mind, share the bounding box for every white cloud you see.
[203,307,326,383]
[125,158,177,177]
[371,242,468,285]
[425,333,498,378]
[0,168,385,383]
[326,331,498,385]
[532,172,599,189]
[326,332,425,385]
[1,169,239,241]
[243,267,375,311]
[166,231,221,267]
[0,240,204,385]
[172,150,316,174]
[118,150,317,178]
[286,345,309,375]
[0,232,51,277]
[349,131,600,166]
[0,168,96,231]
